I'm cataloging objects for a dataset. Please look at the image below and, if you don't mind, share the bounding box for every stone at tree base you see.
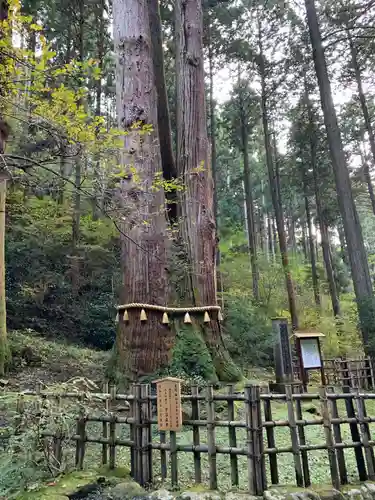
[108,480,147,499]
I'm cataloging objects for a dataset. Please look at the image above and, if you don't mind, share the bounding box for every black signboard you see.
[279,322,292,376]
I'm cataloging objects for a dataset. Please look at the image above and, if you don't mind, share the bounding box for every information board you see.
[155,378,183,431]
[300,338,321,368]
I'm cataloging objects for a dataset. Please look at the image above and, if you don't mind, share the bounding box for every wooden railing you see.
[11,383,375,494]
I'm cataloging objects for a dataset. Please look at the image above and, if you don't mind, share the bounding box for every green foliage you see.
[358,296,375,358]
[223,293,273,367]
[6,192,120,349]
[169,322,218,383]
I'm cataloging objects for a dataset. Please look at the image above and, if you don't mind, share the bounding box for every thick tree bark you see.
[305,0,373,346]
[175,0,239,381]
[148,0,177,223]
[113,0,171,380]
[239,85,259,300]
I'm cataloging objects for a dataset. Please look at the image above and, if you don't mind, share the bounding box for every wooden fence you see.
[292,357,375,390]
[324,358,375,389]
[12,383,375,494]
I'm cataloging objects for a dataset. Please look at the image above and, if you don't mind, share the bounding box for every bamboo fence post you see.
[244,385,255,495]
[319,387,340,490]
[342,360,350,387]
[170,430,178,490]
[141,384,152,485]
[327,387,347,484]
[368,357,375,389]
[285,385,303,487]
[355,390,375,480]
[15,394,24,435]
[53,426,63,472]
[355,362,360,389]
[134,384,142,484]
[227,384,239,487]
[130,384,136,479]
[191,385,201,483]
[343,385,367,481]
[295,385,310,487]
[160,431,167,481]
[75,405,86,470]
[109,385,117,470]
[263,392,278,485]
[102,382,109,466]
[257,386,266,492]
[206,384,217,490]
[250,386,264,495]
[52,395,63,472]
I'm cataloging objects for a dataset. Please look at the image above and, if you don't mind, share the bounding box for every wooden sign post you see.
[293,331,326,390]
[153,377,183,432]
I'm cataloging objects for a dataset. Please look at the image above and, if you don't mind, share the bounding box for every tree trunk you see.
[0,0,9,157]
[258,24,299,327]
[306,90,341,317]
[239,82,259,300]
[321,219,341,317]
[272,215,277,259]
[301,222,308,260]
[337,222,349,267]
[72,0,84,246]
[112,0,172,380]
[0,175,8,376]
[267,212,273,260]
[72,160,81,249]
[305,0,373,348]
[175,0,240,381]
[303,175,320,307]
[92,0,105,221]
[0,1,10,376]
[359,134,375,216]
[148,0,177,223]
[57,31,72,205]
[347,27,375,173]
[262,107,298,327]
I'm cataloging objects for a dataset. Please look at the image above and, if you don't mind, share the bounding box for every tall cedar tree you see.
[305,0,373,346]
[175,0,240,381]
[257,12,299,329]
[112,0,172,380]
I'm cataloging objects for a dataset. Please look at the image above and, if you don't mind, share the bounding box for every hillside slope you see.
[6,330,110,391]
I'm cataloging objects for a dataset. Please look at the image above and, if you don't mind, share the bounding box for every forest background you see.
[1,0,375,384]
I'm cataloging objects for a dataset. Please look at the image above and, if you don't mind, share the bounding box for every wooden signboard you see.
[293,331,326,390]
[300,337,321,368]
[154,377,183,432]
